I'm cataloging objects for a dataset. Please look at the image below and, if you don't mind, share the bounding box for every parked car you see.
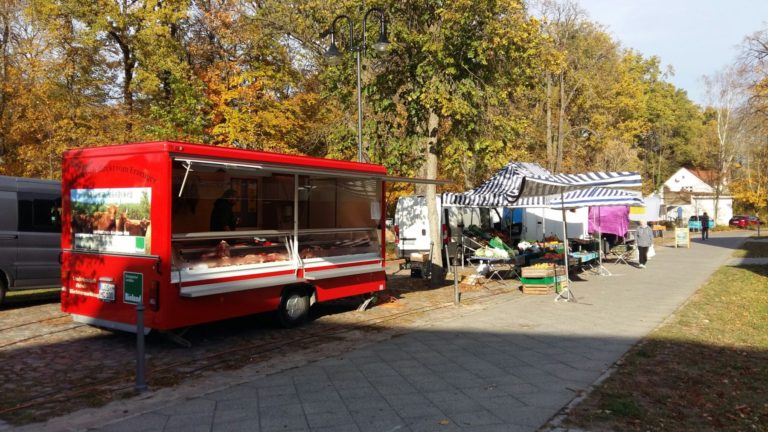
[0,175,62,305]
[729,215,762,228]
[688,215,714,231]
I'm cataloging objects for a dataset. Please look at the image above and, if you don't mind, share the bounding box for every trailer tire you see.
[278,286,310,328]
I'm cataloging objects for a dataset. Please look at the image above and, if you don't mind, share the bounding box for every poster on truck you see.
[71,188,152,254]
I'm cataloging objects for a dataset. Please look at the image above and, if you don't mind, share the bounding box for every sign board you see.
[123,272,144,304]
[674,228,690,248]
[71,187,152,255]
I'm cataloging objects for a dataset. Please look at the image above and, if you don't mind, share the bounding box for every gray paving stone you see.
[213,406,259,424]
[305,410,355,428]
[492,405,554,427]
[448,409,504,428]
[215,397,259,412]
[297,389,343,404]
[477,394,527,412]
[301,399,347,414]
[258,391,302,407]
[391,402,445,419]
[257,383,297,398]
[163,423,213,432]
[469,423,533,432]
[406,416,463,432]
[382,391,432,407]
[258,403,306,426]
[157,398,216,416]
[337,385,382,402]
[496,381,540,395]
[99,413,168,432]
[211,417,261,432]
[310,424,361,432]
[407,377,454,393]
[250,374,295,388]
[208,384,258,402]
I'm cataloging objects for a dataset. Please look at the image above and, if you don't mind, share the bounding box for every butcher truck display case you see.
[60,141,389,331]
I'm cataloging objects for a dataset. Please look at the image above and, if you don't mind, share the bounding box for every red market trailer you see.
[60,141,392,331]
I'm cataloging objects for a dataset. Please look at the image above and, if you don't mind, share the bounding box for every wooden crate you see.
[521,265,566,278]
[522,284,554,295]
[521,268,555,278]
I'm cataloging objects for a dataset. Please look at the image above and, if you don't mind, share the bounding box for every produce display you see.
[541,252,564,260]
[474,246,511,259]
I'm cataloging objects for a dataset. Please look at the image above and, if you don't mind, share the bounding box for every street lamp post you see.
[323,7,390,163]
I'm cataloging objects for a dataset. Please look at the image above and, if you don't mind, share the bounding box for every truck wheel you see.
[278,286,310,328]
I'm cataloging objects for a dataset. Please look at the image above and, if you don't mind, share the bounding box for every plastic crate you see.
[522,275,568,285]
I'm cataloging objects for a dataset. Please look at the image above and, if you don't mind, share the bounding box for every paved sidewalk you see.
[21,232,752,432]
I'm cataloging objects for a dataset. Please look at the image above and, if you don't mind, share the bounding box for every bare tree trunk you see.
[714,98,732,226]
[109,31,135,133]
[0,11,10,156]
[556,72,566,172]
[545,73,554,171]
[424,110,443,283]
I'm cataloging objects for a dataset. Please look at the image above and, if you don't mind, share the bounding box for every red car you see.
[729,215,763,228]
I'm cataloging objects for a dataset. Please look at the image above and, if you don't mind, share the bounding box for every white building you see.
[661,168,733,226]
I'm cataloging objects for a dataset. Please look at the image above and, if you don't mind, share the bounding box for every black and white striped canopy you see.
[549,187,644,208]
[442,162,641,207]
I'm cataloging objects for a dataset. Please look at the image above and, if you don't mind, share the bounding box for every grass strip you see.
[732,242,768,258]
[565,264,768,431]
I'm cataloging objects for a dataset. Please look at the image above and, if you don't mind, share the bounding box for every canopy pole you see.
[595,206,611,276]
[555,191,576,302]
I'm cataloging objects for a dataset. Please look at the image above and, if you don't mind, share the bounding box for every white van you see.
[0,176,62,305]
[393,195,494,262]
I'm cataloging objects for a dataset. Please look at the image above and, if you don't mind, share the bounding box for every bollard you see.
[453,260,460,305]
[446,245,459,305]
[135,303,148,393]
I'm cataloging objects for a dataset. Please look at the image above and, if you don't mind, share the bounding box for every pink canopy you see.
[589,206,629,237]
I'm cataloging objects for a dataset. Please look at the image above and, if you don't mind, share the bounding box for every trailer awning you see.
[376,175,452,185]
[173,157,451,187]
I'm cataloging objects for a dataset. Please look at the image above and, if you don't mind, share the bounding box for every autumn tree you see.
[347,0,544,277]
[731,26,768,218]
[702,66,748,223]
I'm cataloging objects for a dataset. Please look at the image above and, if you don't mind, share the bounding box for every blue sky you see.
[577,0,768,106]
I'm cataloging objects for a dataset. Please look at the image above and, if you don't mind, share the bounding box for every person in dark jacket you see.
[210,189,238,231]
[635,220,654,269]
[700,212,710,240]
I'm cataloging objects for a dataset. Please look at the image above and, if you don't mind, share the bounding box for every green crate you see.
[520,276,556,285]
[521,276,568,290]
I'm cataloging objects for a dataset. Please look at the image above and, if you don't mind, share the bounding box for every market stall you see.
[553,188,644,275]
[443,162,642,301]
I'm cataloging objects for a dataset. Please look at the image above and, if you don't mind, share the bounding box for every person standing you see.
[700,212,710,240]
[635,220,654,269]
[210,189,238,231]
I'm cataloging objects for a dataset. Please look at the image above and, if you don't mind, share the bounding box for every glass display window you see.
[297,228,380,261]
[171,233,292,273]
[170,160,384,276]
[298,175,381,230]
